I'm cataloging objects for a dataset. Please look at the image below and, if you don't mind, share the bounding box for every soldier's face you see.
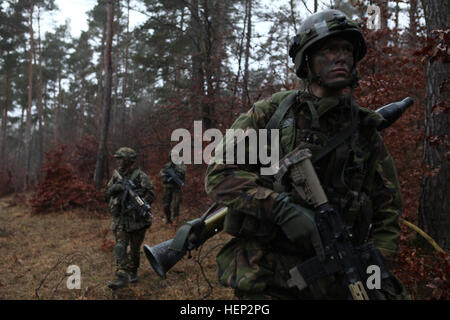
[118,158,132,169]
[309,37,354,87]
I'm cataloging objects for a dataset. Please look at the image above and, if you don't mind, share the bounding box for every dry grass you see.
[0,193,235,300]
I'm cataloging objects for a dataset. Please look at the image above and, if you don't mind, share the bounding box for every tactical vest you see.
[111,168,152,232]
[225,90,384,245]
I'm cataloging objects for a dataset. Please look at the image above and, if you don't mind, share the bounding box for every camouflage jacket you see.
[205,90,404,296]
[105,166,155,232]
[159,162,186,188]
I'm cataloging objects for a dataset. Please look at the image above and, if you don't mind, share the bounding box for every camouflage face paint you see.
[310,37,354,87]
[119,158,133,170]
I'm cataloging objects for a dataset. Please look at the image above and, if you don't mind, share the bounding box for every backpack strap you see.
[264,90,358,165]
[311,122,356,164]
[265,91,299,130]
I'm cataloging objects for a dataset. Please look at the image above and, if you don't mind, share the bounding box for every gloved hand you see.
[272,193,325,260]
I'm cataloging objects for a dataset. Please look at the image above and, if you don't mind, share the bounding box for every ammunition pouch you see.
[108,197,121,217]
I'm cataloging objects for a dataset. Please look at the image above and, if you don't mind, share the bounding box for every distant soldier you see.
[159,151,186,225]
[105,147,155,289]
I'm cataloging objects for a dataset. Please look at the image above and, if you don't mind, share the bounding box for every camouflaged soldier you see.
[160,151,186,225]
[205,9,408,299]
[105,147,155,289]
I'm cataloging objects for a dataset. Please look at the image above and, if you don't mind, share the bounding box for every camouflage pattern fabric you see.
[113,228,147,277]
[105,166,155,232]
[160,162,186,223]
[105,166,155,277]
[162,186,182,221]
[205,90,408,299]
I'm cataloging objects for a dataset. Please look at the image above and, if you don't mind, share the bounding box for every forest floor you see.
[0,193,235,300]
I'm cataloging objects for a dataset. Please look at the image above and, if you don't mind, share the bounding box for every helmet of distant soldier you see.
[114,147,137,161]
[288,9,367,79]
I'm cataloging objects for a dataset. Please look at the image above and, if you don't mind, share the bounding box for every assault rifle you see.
[144,97,413,297]
[163,167,185,186]
[278,148,390,300]
[113,170,152,220]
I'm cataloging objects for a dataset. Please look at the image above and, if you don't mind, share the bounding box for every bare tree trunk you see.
[408,0,418,47]
[36,7,44,170]
[96,24,107,127]
[289,0,298,34]
[394,0,399,29]
[112,30,120,136]
[419,0,450,250]
[24,0,34,190]
[78,81,85,138]
[1,69,9,170]
[121,0,130,144]
[94,0,115,189]
[379,0,389,30]
[230,1,247,122]
[175,5,185,92]
[203,1,214,129]
[242,0,252,110]
[54,68,62,143]
[16,105,26,178]
[189,0,206,122]
[214,1,225,95]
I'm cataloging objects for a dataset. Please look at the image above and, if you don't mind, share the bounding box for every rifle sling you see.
[265,91,299,131]
[265,91,357,165]
[311,123,356,164]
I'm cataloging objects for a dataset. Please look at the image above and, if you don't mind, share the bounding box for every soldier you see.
[159,151,186,225]
[205,10,408,299]
[105,147,155,289]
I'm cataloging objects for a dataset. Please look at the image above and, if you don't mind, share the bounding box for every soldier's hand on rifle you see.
[272,193,325,261]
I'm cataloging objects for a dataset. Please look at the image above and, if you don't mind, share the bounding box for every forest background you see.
[0,0,448,300]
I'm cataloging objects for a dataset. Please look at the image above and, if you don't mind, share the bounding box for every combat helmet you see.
[114,147,137,160]
[289,9,366,79]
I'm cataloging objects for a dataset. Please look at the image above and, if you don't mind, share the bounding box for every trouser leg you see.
[162,187,173,223]
[172,188,182,219]
[114,229,130,277]
[128,228,147,274]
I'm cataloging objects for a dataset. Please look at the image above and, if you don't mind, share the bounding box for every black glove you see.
[272,193,325,260]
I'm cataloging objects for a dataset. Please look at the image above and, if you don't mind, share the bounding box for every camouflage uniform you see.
[160,161,186,224]
[105,148,155,280]
[205,10,408,300]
